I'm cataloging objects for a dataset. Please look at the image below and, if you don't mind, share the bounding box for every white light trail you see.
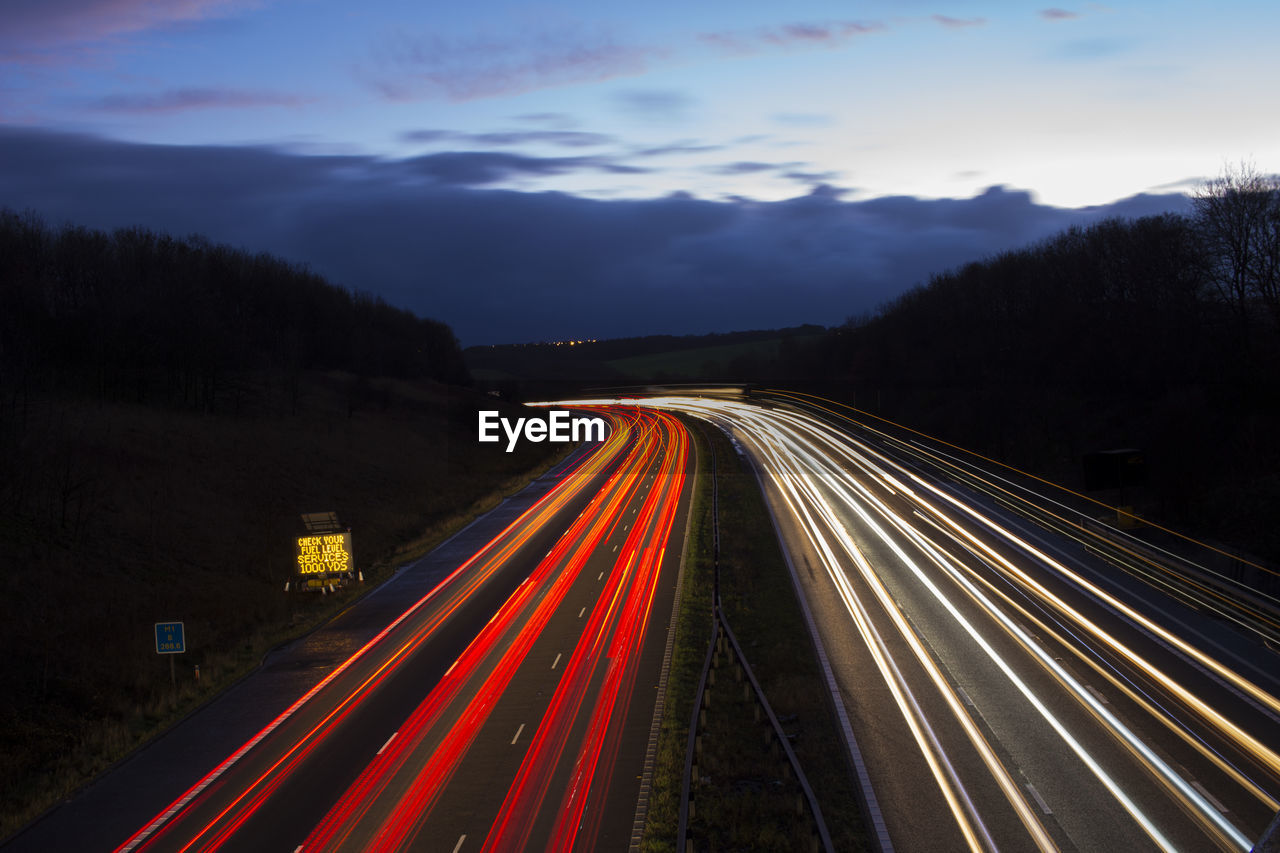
[565,394,1279,852]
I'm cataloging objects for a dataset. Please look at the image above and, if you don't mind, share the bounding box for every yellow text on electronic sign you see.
[296,531,353,576]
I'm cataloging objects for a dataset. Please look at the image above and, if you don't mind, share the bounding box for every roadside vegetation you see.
[641,421,714,852]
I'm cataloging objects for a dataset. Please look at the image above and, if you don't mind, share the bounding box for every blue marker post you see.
[155,621,186,692]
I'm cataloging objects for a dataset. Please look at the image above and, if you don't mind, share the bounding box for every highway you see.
[598,393,1280,853]
[101,406,692,853]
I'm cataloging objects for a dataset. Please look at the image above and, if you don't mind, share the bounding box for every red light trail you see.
[114,406,691,853]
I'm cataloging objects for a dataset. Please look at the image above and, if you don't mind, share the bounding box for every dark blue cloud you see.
[633,140,725,158]
[1051,36,1134,60]
[393,151,647,185]
[402,128,615,148]
[85,87,315,114]
[705,161,781,175]
[512,112,576,126]
[0,126,1191,346]
[782,169,844,186]
[612,90,694,122]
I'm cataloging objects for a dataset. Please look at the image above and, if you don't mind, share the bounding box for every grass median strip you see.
[644,419,871,851]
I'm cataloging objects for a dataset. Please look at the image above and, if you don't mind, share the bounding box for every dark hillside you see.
[465,325,825,398]
[0,208,468,414]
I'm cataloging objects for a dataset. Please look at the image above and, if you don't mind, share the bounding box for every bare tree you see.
[1256,177,1280,329]
[1192,160,1280,336]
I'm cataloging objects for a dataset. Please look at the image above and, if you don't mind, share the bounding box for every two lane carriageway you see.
[116,407,692,853]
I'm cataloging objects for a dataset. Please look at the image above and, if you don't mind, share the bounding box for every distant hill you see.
[464,325,826,393]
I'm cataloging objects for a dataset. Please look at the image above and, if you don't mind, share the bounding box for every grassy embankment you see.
[643,421,870,851]
[0,373,566,840]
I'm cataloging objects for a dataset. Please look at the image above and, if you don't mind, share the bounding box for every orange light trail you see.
[119,415,633,853]
[284,408,688,853]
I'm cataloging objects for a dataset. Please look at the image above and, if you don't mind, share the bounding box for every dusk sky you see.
[3,1,1278,345]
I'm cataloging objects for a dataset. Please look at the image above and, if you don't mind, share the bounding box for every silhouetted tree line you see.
[803,164,1280,559]
[0,209,468,413]
[823,211,1221,393]
[820,163,1280,398]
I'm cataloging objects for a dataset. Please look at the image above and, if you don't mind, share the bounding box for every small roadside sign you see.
[155,621,185,655]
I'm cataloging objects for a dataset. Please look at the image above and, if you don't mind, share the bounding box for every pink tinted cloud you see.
[367,27,664,102]
[932,15,987,29]
[699,20,885,55]
[1040,8,1081,20]
[86,87,313,114]
[2,0,257,60]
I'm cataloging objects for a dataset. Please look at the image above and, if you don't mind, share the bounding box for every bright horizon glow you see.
[3,1,1278,208]
[5,0,1279,344]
